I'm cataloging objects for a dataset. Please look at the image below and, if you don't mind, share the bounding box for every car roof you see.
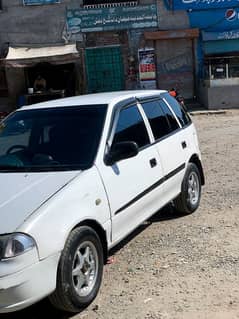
[19,90,167,111]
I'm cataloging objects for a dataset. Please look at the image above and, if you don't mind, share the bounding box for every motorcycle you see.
[0,112,9,121]
[168,88,186,110]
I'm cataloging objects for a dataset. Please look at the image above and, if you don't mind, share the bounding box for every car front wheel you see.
[49,226,104,313]
[173,162,201,214]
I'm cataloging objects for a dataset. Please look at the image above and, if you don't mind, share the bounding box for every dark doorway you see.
[27,62,76,97]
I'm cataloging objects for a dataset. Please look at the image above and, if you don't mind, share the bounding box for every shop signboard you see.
[188,8,239,31]
[23,0,60,4]
[202,29,239,41]
[165,0,239,10]
[67,5,158,33]
[138,48,157,89]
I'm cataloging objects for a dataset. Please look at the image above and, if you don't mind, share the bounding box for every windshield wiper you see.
[0,164,88,172]
[0,164,26,172]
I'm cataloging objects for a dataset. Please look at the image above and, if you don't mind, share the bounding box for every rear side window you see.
[141,100,171,140]
[113,104,150,148]
[163,93,191,127]
[158,100,179,132]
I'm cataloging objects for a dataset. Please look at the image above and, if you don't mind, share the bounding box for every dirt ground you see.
[1,109,239,319]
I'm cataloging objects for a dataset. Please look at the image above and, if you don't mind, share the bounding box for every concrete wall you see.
[199,84,239,109]
[5,67,25,109]
[156,0,189,30]
[0,0,190,48]
[0,1,87,46]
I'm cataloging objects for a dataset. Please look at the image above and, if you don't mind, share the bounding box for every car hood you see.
[0,171,80,234]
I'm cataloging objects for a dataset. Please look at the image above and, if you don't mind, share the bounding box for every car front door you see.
[98,102,164,244]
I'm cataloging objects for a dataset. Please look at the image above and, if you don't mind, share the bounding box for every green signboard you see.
[67,5,158,33]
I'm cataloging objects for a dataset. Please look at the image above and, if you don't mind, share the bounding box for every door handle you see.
[181,141,187,149]
[150,158,157,168]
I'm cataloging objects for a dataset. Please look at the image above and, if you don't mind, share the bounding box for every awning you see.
[203,39,239,55]
[5,44,80,67]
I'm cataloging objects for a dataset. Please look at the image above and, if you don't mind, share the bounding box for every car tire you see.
[49,226,104,313]
[173,163,201,215]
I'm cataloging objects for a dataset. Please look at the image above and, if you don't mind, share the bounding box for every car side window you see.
[141,100,171,140]
[163,93,191,127]
[113,104,150,148]
[158,100,180,132]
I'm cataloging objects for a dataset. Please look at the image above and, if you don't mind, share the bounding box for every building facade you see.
[163,0,239,109]
[1,0,238,111]
[0,0,194,111]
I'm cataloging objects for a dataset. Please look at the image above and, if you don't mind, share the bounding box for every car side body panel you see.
[18,167,111,259]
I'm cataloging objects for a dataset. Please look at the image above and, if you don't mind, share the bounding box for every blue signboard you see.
[165,0,239,10]
[23,0,60,5]
[202,29,239,40]
[188,8,239,31]
[67,5,158,33]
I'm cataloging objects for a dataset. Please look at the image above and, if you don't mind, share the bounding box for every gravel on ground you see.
[1,109,239,319]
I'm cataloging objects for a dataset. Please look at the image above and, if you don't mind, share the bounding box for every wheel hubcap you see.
[72,241,98,297]
[187,171,200,205]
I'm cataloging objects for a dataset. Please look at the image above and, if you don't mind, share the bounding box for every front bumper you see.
[0,252,60,313]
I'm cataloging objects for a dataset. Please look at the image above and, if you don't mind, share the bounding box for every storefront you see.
[189,7,239,108]
[144,29,199,99]
[200,52,239,108]
[66,2,158,93]
[4,44,82,108]
[163,0,239,108]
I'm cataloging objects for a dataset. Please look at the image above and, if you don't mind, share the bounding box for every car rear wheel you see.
[173,163,201,214]
[49,226,104,313]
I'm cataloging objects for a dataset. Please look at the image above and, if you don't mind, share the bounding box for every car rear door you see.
[98,101,164,244]
[138,96,189,204]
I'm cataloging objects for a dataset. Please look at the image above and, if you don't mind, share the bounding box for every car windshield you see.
[0,105,107,172]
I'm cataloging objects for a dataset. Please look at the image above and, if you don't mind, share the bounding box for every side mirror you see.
[105,141,139,166]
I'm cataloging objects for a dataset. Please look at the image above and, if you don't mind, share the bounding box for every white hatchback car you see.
[0,90,204,313]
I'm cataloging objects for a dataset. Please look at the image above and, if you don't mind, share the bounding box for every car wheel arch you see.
[189,154,205,185]
[70,219,108,264]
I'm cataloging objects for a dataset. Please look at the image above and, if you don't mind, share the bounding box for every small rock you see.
[92,304,99,312]
[144,298,153,304]
[162,265,170,269]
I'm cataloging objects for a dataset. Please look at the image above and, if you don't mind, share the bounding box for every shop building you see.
[1,0,238,111]
[0,0,158,111]
[0,0,195,111]
[66,0,197,98]
[0,0,83,112]
[163,0,239,109]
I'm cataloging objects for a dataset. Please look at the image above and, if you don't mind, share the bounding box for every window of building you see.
[204,56,239,80]
[141,100,171,141]
[113,104,150,148]
[228,57,239,78]
[83,0,137,8]
[211,59,226,79]
[0,1,2,10]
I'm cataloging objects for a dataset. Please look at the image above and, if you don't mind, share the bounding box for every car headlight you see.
[0,233,36,259]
